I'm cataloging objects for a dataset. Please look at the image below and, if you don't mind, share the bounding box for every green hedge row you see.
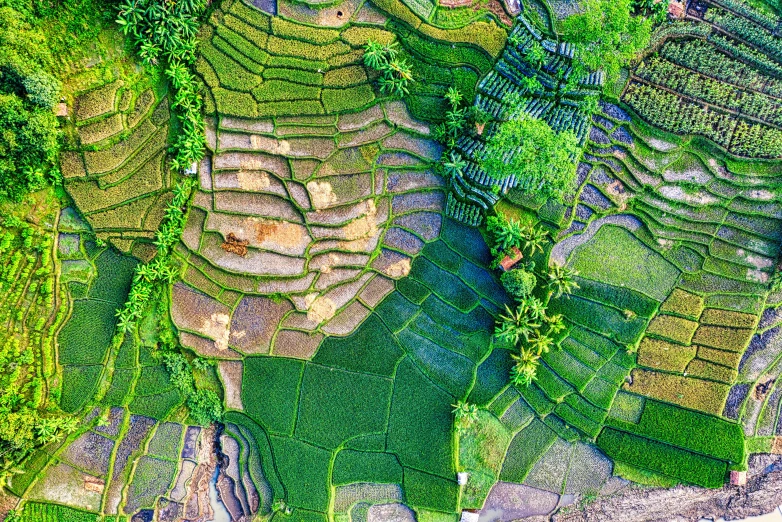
[597,428,728,488]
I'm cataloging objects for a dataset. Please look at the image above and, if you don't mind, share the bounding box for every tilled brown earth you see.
[553,455,782,522]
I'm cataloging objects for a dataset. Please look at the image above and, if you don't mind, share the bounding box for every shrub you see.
[0,94,59,201]
[481,110,579,202]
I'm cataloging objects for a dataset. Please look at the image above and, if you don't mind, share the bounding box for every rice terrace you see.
[6,0,782,520]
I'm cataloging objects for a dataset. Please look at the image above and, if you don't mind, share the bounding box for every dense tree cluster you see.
[0,7,61,201]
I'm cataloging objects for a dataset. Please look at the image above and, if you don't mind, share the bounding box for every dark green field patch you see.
[60,365,103,413]
[374,292,420,332]
[469,348,514,406]
[270,436,331,512]
[58,299,117,366]
[403,467,459,513]
[569,225,680,301]
[313,315,404,377]
[397,329,475,398]
[387,358,454,478]
[410,257,481,312]
[295,364,393,449]
[242,356,304,436]
[332,449,403,485]
[551,297,648,345]
[572,277,659,318]
[597,428,728,488]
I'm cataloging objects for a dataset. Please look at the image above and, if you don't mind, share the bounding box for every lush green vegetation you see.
[483,111,580,201]
[0,7,61,200]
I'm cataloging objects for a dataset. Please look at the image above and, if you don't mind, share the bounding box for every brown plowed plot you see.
[173,100,442,351]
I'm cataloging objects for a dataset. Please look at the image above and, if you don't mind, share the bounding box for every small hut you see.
[730,470,747,486]
[499,246,523,272]
[668,0,686,19]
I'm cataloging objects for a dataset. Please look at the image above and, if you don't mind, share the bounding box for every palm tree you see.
[452,401,479,431]
[521,296,547,322]
[521,224,548,256]
[547,262,580,299]
[364,40,388,70]
[545,313,566,336]
[510,359,537,387]
[445,87,463,108]
[443,151,466,179]
[528,331,554,356]
[495,303,541,345]
[486,215,525,254]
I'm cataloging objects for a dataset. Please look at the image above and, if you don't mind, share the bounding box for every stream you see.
[207,467,232,522]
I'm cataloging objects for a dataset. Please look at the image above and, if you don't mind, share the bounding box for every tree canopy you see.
[0,7,61,201]
[561,0,653,84]
[481,111,580,202]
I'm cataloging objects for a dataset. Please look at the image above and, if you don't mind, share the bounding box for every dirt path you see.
[553,455,782,522]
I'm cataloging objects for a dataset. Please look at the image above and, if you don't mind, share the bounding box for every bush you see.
[482,111,580,202]
[187,389,222,425]
[501,268,536,299]
[0,94,59,201]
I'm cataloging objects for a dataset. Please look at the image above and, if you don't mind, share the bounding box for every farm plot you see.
[621,0,782,159]
[0,194,64,422]
[444,13,604,225]
[172,94,451,355]
[196,0,504,120]
[63,76,174,256]
[223,217,509,517]
[500,93,776,488]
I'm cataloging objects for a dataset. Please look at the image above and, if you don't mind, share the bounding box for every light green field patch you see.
[569,225,680,301]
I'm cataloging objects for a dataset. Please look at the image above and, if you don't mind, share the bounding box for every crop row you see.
[660,39,782,99]
[623,82,782,157]
[635,56,782,127]
[704,6,782,63]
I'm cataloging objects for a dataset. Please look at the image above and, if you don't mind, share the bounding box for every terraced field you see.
[14,0,782,519]
[61,74,174,257]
